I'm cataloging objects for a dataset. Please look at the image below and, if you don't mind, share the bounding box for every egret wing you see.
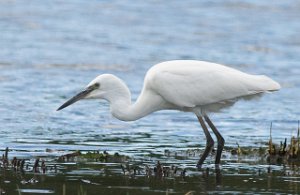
[145,61,279,109]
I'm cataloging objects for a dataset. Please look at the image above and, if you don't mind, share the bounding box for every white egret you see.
[57,60,280,167]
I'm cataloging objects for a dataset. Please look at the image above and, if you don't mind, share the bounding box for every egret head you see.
[57,74,126,111]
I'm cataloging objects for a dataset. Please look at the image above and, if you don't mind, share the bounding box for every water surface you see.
[0,0,300,194]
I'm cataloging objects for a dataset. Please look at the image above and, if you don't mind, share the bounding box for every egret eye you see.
[88,83,100,90]
[94,83,100,88]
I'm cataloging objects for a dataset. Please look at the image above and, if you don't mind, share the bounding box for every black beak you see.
[57,88,94,111]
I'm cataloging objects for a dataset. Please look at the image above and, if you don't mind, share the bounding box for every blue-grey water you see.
[0,0,300,194]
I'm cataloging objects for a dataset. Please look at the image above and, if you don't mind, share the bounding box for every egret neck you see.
[104,79,163,122]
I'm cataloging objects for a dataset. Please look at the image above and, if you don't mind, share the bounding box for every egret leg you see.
[204,115,225,165]
[197,116,214,167]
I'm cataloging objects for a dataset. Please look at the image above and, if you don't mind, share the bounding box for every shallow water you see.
[0,0,300,194]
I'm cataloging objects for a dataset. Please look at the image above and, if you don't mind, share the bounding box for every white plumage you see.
[142,60,280,113]
[57,60,280,167]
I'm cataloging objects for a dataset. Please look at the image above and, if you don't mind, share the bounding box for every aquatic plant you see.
[268,121,300,164]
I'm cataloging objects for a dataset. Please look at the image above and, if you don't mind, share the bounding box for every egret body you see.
[57,60,280,167]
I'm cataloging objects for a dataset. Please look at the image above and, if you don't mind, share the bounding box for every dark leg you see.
[215,164,222,185]
[197,116,214,167]
[204,115,225,165]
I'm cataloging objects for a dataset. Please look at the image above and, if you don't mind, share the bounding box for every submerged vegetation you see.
[57,150,129,163]
[1,122,300,194]
[1,121,300,174]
